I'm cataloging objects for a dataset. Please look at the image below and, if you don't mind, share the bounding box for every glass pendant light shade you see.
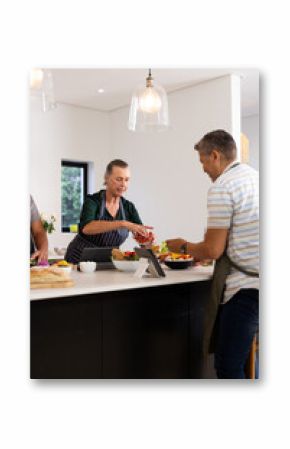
[30,68,44,89]
[30,68,57,112]
[128,69,169,132]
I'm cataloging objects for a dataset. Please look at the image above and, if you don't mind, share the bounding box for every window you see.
[61,161,88,232]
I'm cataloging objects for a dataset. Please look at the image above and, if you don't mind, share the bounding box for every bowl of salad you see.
[163,253,194,270]
[112,249,140,272]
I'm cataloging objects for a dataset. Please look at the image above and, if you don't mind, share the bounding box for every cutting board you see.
[30,280,75,289]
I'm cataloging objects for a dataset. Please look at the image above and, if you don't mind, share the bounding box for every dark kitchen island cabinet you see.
[30,267,215,379]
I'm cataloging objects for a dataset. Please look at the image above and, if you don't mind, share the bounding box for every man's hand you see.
[31,248,48,263]
[166,229,228,260]
[166,238,186,253]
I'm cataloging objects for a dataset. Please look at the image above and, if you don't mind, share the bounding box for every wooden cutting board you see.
[30,280,74,289]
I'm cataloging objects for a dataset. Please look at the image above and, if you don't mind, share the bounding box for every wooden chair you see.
[245,334,259,379]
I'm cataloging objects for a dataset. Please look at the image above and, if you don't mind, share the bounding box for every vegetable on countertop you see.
[37,259,50,266]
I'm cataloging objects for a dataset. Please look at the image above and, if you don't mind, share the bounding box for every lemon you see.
[57,260,69,266]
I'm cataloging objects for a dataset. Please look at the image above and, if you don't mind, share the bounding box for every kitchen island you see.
[31,265,215,379]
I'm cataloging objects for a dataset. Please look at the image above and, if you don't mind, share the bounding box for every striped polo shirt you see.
[207,161,259,303]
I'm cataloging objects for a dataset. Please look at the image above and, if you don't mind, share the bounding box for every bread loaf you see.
[111,248,124,260]
[30,267,71,284]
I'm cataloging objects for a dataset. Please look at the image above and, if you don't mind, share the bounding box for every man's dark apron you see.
[202,248,259,356]
[65,192,129,264]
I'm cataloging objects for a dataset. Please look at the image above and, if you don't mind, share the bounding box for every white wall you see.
[30,74,241,253]
[29,98,111,250]
[242,114,259,170]
[110,75,241,249]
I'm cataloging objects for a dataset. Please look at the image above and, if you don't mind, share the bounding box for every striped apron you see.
[65,192,129,264]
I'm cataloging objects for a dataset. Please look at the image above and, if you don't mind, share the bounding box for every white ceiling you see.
[48,68,259,117]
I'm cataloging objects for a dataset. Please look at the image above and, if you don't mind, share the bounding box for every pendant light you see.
[30,68,57,112]
[128,69,169,132]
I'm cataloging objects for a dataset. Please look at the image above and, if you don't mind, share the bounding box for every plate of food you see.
[51,259,73,273]
[30,259,73,273]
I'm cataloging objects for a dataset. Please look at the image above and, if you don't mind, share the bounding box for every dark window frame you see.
[61,160,88,233]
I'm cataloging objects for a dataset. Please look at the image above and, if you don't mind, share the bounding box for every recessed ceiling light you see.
[97,88,105,93]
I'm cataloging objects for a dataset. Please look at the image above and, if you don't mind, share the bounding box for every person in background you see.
[166,130,259,379]
[65,159,154,264]
[30,195,48,262]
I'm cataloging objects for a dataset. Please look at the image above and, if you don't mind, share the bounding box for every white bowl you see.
[79,261,96,273]
[54,247,67,256]
[52,265,72,274]
[112,260,140,272]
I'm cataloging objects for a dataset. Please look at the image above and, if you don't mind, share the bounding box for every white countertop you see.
[30,265,213,301]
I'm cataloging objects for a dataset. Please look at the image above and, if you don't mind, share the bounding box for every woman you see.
[65,159,153,264]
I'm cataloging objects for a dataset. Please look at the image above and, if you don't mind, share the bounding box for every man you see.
[166,130,259,379]
[30,195,48,262]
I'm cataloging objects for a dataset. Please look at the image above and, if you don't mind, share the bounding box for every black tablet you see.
[80,247,116,269]
[134,247,166,277]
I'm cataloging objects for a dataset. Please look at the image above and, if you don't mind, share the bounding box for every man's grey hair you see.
[194,130,237,161]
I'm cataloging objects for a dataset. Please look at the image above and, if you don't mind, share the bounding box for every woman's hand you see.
[133,230,155,245]
[125,222,153,237]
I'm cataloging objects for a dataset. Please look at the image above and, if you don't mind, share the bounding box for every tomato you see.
[180,254,191,259]
[135,231,154,244]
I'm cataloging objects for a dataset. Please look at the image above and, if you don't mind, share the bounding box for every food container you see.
[112,260,140,272]
[51,260,73,273]
[53,265,72,274]
[163,258,194,270]
[79,261,97,273]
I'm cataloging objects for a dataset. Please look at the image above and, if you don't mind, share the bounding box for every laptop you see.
[80,247,116,270]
